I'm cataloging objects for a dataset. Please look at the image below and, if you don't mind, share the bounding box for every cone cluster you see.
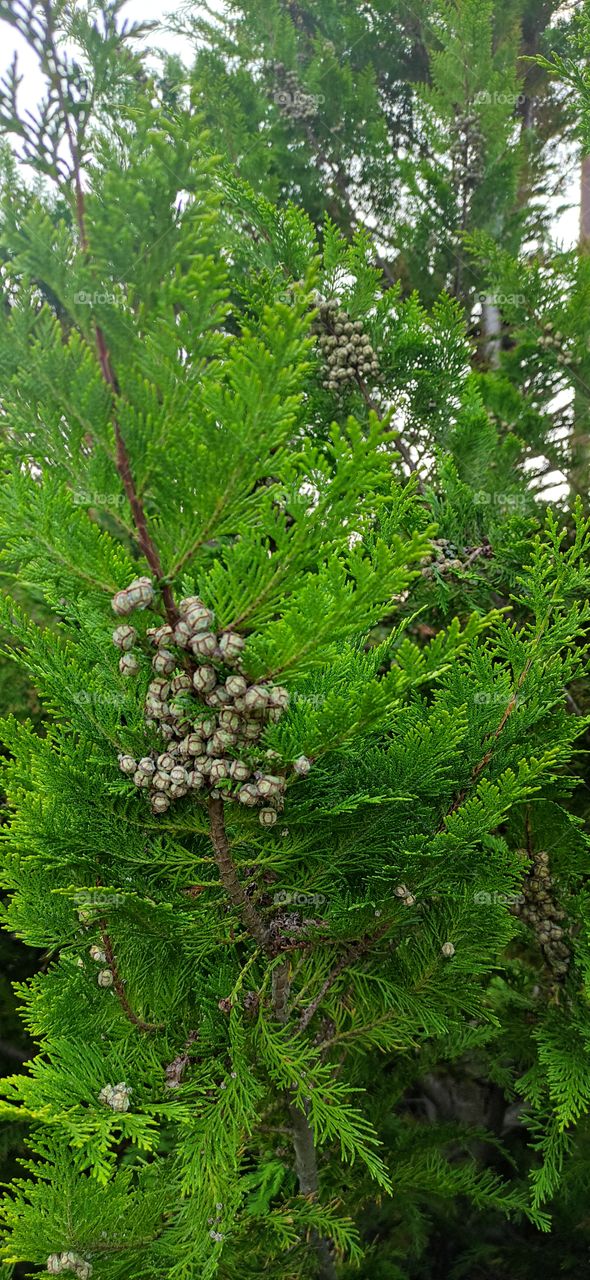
[538,322,581,367]
[421,539,463,579]
[46,1253,92,1278]
[450,112,485,189]
[510,850,570,981]
[164,1032,198,1090]
[87,944,113,989]
[98,1081,132,1112]
[112,585,311,824]
[111,576,154,616]
[312,299,380,393]
[272,62,317,120]
[393,883,416,908]
[243,990,259,1015]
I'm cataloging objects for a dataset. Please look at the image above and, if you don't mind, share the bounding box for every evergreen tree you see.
[186,0,585,491]
[0,5,590,1280]
[183,0,572,299]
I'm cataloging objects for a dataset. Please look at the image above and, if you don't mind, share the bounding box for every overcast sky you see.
[2,0,188,85]
[0,1,581,247]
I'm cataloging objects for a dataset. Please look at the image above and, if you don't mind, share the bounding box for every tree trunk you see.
[480,297,502,369]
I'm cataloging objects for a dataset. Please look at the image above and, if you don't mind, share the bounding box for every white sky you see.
[1,1,188,90]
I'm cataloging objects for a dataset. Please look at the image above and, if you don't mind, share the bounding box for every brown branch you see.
[297,950,352,1035]
[94,317,178,624]
[44,8,178,627]
[288,1100,338,1280]
[272,960,292,1023]
[442,639,542,824]
[42,1,88,253]
[297,922,392,1035]
[98,916,164,1033]
[356,374,424,488]
[207,796,271,950]
[207,798,337,1275]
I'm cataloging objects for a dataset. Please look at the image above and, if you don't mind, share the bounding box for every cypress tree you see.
[0,5,590,1279]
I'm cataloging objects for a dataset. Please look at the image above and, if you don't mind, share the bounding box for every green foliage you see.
[0,5,589,1280]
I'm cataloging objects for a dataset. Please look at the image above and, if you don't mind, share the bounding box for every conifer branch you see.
[318,1013,399,1051]
[98,917,164,1033]
[286,928,394,1279]
[207,796,271,950]
[169,496,228,577]
[207,797,336,1275]
[42,8,178,625]
[252,207,421,486]
[93,327,178,624]
[297,950,352,1034]
[297,922,392,1033]
[41,1,88,253]
[356,375,424,487]
[5,8,590,1271]
[444,637,545,820]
